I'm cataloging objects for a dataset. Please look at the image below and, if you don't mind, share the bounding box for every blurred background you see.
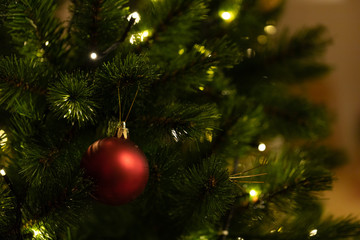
[280,0,360,217]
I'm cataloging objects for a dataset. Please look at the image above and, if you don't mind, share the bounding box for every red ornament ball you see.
[81,137,149,205]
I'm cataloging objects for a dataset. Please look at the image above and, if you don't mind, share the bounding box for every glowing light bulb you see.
[264,25,277,35]
[257,35,268,45]
[178,48,185,55]
[90,52,97,60]
[129,35,136,44]
[220,11,233,21]
[258,143,266,152]
[0,169,6,176]
[249,189,258,197]
[199,86,204,91]
[309,229,317,237]
[246,48,255,58]
[128,12,141,24]
[140,30,149,41]
[44,41,49,46]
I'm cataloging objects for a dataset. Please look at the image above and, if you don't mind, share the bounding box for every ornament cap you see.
[116,121,129,139]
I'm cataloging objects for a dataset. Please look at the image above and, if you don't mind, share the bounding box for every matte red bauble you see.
[82,137,149,205]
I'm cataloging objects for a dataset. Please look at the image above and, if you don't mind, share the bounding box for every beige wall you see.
[280,0,360,217]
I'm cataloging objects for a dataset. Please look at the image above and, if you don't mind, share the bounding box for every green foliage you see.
[69,0,130,66]
[6,0,68,64]
[172,157,236,229]
[48,72,98,126]
[0,56,47,115]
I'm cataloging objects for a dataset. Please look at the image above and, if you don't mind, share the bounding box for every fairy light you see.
[90,52,97,60]
[220,11,234,22]
[199,86,204,91]
[0,169,6,176]
[178,48,185,55]
[246,48,255,58]
[128,12,141,24]
[129,30,150,44]
[309,229,318,237]
[264,25,277,35]
[258,143,266,152]
[257,35,268,45]
[249,189,258,197]
[44,41,49,46]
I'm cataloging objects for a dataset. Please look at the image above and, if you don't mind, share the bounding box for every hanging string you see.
[124,83,140,122]
[117,86,122,122]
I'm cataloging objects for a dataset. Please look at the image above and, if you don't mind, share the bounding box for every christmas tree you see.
[1,0,360,239]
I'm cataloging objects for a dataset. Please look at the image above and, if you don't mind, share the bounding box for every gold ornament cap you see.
[116,121,129,139]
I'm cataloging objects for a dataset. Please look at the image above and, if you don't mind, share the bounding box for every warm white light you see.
[0,169,6,176]
[140,30,149,41]
[249,189,258,197]
[129,35,136,44]
[221,11,232,21]
[264,25,277,35]
[178,48,185,55]
[142,30,149,37]
[258,143,266,152]
[199,86,204,91]
[90,52,97,60]
[257,35,268,45]
[128,12,141,24]
[246,48,255,58]
[309,229,318,237]
[44,41,49,46]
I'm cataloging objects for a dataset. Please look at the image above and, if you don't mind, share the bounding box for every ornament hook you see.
[116,121,129,139]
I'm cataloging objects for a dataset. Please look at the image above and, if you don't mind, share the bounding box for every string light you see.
[249,189,258,197]
[246,48,255,58]
[257,35,267,45]
[127,12,141,24]
[264,25,277,35]
[198,86,204,91]
[258,143,266,152]
[220,11,234,22]
[309,229,318,237]
[44,41,49,46]
[0,169,6,176]
[178,48,185,55]
[90,52,97,60]
[130,35,136,44]
[129,30,150,44]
